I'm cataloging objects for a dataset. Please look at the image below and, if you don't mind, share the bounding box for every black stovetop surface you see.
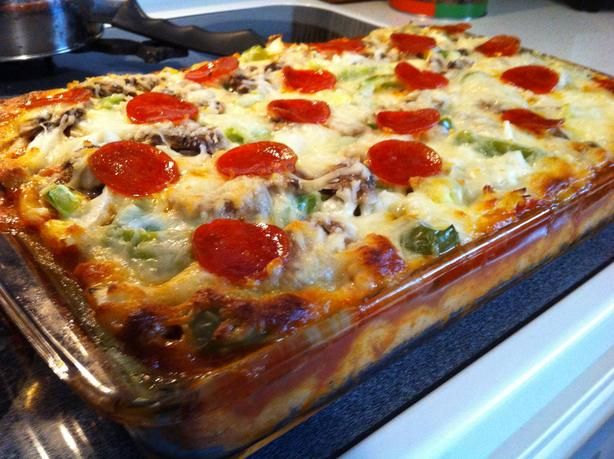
[0,6,612,458]
[0,5,374,97]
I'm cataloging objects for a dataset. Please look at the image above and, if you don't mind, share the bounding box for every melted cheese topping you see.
[1,24,612,356]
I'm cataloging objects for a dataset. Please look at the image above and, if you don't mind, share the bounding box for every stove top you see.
[0,5,375,98]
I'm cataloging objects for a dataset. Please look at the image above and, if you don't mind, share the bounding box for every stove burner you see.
[0,38,185,85]
[0,36,192,97]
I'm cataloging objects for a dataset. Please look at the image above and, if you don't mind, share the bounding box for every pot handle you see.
[92,0,263,55]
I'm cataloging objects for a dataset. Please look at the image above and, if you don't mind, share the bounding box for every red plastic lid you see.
[389,0,436,15]
[389,0,487,18]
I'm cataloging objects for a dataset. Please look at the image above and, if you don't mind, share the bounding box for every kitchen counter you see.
[0,1,612,457]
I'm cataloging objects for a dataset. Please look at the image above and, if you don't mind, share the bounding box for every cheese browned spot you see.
[355,234,405,278]
[73,260,119,286]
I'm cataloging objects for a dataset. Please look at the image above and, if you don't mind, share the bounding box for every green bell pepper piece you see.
[45,185,82,218]
[190,309,268,354]
[439,117,454,130]
[190,310,223,350]
[338,66,376,81]
[224,127,245,144]
[97,94,125,109]
[363,74,402,91]
[242,45,271,62]
[455,130,541,161]
[296,193,318,214]
[400,224,460,256]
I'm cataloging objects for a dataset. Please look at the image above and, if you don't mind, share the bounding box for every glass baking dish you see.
[0,5,613,458]
[0,165,611,457]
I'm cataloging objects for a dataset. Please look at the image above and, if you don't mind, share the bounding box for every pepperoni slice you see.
[126,92,198,124]
[216,141,297,178]
[501,109,563,135]
[267,99,331,124]
[395,62,448,91]
[282,66,336,93]
[430,23,472,35]
[594,76,614,93]
[24,87,91,109]
[311,37,365,56]
[367,140,442,186]
[88,141,179,197]
[193,219,290,282]
[390,33,437,55]
[376,109,440,134]
[184,56,239,85]
[501,65,559,94]
[475,35,520,57]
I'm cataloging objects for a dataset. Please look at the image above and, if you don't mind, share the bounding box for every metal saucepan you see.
[0,0,262,62]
